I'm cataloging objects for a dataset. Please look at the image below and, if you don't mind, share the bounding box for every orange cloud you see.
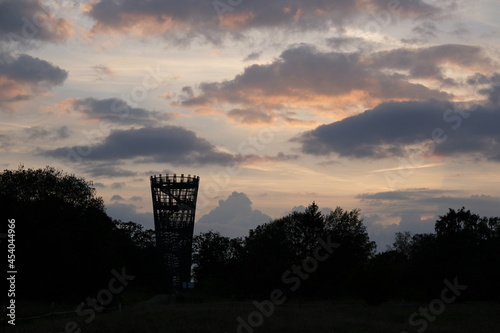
[0,76,30,110]
[90,13,178,36]
[174,43,496,126]
[219,11,255,29]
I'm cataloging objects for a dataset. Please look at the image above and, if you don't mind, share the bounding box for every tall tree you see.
[1,167,122,300]
[434,207,500,299]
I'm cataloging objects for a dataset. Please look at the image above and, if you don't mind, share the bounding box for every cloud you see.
[243,51,261,62]
[176,44,465,124]
[111,194,124,201]
[363,213,434,252]
[474,73,500,108]
[0,0,72,45]
[358,188,500,251]
[85,0,444,43]
[68,97,171,126]
[80,164,138,178]
[195,192,271,237]
[401,21,438,44]
[105,202,154,229]
[295,99,500,162]
[24,125,69,140]
[368,44,492,84]
[0,52,68,110]
[42,125,236,165]
[358,189,500,217]
[92,64,114,81]
[111,182,125,189]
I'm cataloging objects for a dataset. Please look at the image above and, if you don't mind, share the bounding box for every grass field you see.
[4,299,500,333]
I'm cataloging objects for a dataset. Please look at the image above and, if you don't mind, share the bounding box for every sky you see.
[1,0,500,250]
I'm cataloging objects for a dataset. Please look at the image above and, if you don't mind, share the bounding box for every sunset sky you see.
[1,0,499,250]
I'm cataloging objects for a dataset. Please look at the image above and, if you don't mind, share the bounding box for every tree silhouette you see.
[1,166,117,300]
[0,166,158,301]
[434,207,500,300]
[192,203,377,300]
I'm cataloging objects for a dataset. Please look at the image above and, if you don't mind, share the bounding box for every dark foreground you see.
[4,300,500,333]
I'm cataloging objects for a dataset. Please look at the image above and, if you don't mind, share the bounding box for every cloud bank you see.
[177,43,491,124]
[85,0,445,43]
[295,99,500,161]
[42,125,236,165]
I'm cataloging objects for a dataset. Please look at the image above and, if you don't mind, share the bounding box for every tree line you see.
[1,166,499,304]
[192,204,500,303]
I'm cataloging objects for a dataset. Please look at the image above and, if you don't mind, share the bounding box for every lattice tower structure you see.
[150,174,200,293]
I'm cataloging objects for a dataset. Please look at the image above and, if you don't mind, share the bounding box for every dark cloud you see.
[180,86,194,99]
[0,53,67,83]
[195,192,271,237]
[42,125,236,165]
[0,0,72,45]
[70,97,171,126]
[295,99,500,161]
[369,44,491,83]
[243,51,261,62]
[25,125,69,140]
[474,73,500,108]
[0,52,68,109]
[111,194,124,201]
[368,0,442,19]
[178,44,454,124]
[86,0,443,43]
[81,164,138,178]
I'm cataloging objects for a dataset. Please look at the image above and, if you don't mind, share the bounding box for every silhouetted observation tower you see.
[150,174,200,293]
